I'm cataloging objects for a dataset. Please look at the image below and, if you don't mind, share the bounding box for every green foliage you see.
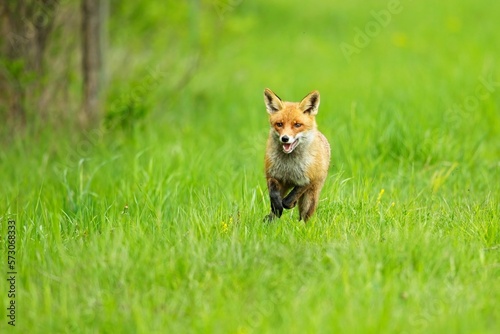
[105,70,162,131]
[0,58,35,84]
[1,0,500,333]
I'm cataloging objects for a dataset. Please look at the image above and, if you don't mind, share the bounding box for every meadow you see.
[1,0,499,332]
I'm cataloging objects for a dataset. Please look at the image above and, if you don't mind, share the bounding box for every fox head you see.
[264,88,320,154]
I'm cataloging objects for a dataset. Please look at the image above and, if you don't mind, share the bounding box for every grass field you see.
[1,0,499,332]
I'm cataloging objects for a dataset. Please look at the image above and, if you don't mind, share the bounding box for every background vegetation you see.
[1,0,499,332]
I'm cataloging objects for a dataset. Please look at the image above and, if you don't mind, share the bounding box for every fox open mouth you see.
[282,139,299,154]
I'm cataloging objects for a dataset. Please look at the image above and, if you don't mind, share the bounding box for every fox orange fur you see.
[264,88,330,222]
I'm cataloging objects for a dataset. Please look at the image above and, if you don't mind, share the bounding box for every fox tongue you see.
[283,143,292,151]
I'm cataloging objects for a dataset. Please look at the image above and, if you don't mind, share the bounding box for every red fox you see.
[264,88,330,222]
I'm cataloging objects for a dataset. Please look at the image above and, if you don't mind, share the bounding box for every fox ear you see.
[264,88,284,114]
[299,90,320,115]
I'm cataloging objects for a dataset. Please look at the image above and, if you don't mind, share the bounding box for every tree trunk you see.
[0,0,28,125]
[0,0,58,125]
[81,0,104,126]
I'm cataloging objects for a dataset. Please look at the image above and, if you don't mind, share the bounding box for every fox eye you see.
[294,123,302,128]
[276,122,283,128]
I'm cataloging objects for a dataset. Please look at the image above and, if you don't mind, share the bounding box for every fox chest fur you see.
[265,130,315,187]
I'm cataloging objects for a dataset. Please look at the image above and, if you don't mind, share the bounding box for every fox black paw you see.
[282,198,297,209]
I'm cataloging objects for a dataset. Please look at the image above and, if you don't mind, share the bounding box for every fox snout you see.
[278,134,300,154]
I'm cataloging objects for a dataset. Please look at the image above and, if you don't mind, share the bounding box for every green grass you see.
[1,0,500,332]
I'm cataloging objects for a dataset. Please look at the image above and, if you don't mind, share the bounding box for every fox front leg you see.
[265,178,283,221]
[282,185,309,210]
